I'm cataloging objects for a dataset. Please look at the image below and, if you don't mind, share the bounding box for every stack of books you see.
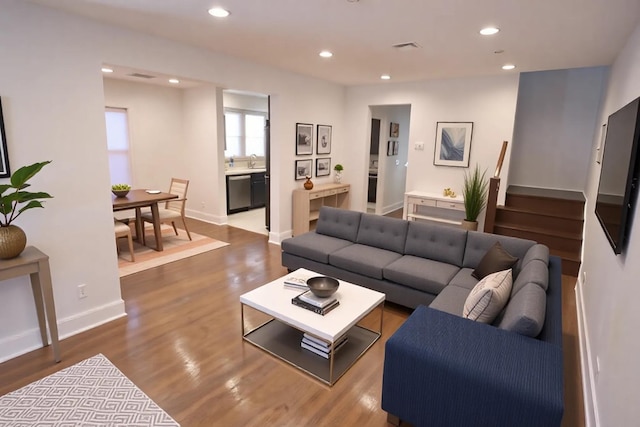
[291,290,340,315]
[283,273,312,291]
[300,333,348,359]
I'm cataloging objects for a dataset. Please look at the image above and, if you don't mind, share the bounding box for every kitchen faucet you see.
[249,154,257,168]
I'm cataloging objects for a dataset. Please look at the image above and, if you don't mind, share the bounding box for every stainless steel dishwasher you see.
[227,175,251,214]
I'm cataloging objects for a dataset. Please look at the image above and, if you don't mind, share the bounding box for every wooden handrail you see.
[494,140,508,178]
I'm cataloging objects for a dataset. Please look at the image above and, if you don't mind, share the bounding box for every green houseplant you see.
[333,164,344,183]
[461,164,488,231]
[0,161,53,259]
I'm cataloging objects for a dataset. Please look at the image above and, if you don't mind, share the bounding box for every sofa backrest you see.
[356,213,409,254]
[316,206,362,242]
[405,221,467,267]
[462,231,536,276]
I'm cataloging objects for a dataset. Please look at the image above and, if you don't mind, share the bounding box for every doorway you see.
[366,105,411,215]
[223,90,270,236]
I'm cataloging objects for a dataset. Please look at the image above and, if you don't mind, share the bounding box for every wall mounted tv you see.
[595,96,640,254]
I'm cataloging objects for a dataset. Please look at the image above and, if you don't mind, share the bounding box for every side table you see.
[0,246,60,362]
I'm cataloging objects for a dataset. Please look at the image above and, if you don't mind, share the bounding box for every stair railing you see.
[483,141,508,233]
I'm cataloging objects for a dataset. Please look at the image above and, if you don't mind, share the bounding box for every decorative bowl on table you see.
[111,184,131,198]
[306,276,339,298]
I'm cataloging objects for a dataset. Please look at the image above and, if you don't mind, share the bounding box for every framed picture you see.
[393,140,399,155]
[295,159,313,180]
[316,157,331,177]
[387,140,394,156]
[296,123,313,155]
[390,122,399,138]
[317,125,332,154]
[0,97,10,178]
[433,122,473,167]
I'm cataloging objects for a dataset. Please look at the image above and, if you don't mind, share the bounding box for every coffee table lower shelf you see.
[243,319,380,386]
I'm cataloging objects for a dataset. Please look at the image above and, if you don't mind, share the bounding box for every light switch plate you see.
[415,142,425,151]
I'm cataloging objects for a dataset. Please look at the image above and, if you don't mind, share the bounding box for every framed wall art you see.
[0,97,10,178]
[393,140,399,155]
[296,122,313,155]
[317,124,332,154]
[316,157,331,177]
[433,122,473,167]
[295,159,313,180]
[387,140,394,156]
[390,122,399,138]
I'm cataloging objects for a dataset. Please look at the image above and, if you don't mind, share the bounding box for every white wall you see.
[0,0,346,361]
[509,67,608,192]
[223,92,268,113]
[577,21,640,427]
[370,105,410,214]
[346,75,520,215]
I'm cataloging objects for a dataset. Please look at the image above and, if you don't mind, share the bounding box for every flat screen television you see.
[595,96,640,254]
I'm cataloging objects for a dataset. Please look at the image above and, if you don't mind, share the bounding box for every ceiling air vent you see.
[392,42,421,52]
[127,72,156,79]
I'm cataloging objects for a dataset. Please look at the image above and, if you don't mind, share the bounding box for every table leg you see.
[134,207,143,243]
[29,273,48,347]
[35,259,60,363]
[151,202,163,251]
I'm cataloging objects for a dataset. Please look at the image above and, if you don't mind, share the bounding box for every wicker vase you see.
[461,220,478,231]
[0,225,27,259]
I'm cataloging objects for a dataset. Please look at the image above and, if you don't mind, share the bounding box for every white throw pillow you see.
[463,269,513,323]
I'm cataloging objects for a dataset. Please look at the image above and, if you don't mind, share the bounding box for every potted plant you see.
[461,164,488,231]
[0,161,53,259]
[333,164,344,183]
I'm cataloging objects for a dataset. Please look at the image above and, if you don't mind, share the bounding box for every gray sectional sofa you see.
[281,206,564,426]
[281,206,550,336]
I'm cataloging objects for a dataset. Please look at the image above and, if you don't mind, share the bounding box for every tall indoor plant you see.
[0,161,53,259]
[461,164,488,231]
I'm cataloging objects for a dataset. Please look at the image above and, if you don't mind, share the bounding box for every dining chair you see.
[114,219,135,262]
[141,178,192,244]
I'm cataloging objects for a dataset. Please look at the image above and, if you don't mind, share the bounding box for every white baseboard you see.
[269,229,291,245]
[381,201,404,215]
[0,299,126,364]
[576,277,599,427]
[185,209,226,225]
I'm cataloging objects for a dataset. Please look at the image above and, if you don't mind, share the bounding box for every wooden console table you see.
[403,190,465,226]
[0,246,60,362]
[293,183,350,236]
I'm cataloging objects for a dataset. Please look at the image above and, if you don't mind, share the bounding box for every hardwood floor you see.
[0,218,584,427]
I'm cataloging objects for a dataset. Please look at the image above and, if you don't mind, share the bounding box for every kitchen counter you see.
[225,168,266,176]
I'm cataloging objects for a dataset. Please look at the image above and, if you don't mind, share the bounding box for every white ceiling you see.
[29,0,640,86]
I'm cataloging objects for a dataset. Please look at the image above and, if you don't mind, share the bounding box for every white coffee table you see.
[240,268,385,386]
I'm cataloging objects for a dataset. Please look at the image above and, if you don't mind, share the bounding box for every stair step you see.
[494,225,582,254]
[505,186,585,218]
[496,205,584,225]
[549,250,581,276]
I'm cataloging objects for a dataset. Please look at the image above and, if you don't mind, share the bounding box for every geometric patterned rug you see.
[0,354,180,426]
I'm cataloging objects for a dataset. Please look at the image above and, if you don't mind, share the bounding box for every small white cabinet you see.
[403,191,465,225]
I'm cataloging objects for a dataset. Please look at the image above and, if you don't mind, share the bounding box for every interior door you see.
[265,96,271,231]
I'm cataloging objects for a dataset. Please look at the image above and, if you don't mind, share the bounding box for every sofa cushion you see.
[463,269,513,323]
[429,284,471,316]
[404,221,467,267]
[462,231,536,275]
[330,244,402,280]
[495,282,547,337]
[356,213,409,254]
[448,268,478,290]
[384,255,461,295]
[472,241,518,279]
[522,244,550,267]
[315,206,362,242]
[512,258,549,295]
[281,233,353,264]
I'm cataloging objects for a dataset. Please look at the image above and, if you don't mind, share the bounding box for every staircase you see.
[493,185,584,276]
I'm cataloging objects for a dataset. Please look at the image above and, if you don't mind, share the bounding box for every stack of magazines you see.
[300,333,348,359]
[283,273,312,291]
[292,290,340,315]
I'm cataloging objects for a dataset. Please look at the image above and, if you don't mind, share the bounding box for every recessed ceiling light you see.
[502,64,516,70]
[169,78,180,84]
[480,27,500,36]
[319,51,333,58]
[380,75,391,80]
[101,67,113,73]
[208,7,230,18]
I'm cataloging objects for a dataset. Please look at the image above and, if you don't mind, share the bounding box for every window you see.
[105,107,132,185]
[224,109,266,158]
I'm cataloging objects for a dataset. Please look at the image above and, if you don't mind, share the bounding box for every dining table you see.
[112,189,178,252]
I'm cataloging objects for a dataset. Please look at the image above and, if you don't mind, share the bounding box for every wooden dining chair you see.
[141,178,192,244]
[114,219,135,262]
